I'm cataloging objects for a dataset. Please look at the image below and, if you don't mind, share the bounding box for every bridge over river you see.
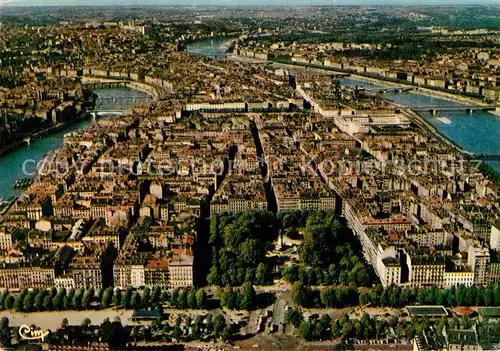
[86,111,125,120]
[0,87,150,198]
[93,96,152,107]
[410,105,499,115]
[462,153,500,161]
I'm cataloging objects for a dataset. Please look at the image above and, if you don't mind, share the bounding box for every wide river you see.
[0,88,149,199]
[185,37,234,59]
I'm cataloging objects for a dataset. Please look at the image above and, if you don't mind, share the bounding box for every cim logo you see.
[18,325,50,341]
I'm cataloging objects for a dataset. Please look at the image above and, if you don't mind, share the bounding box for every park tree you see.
[207,247,222,286]
[332,320,342,339]
[238,239,260,265]
[436,317,447,333]
[82,318,91,328]
[209,216,219,245]
[64,289,75,310]
[177,289,188,309]
[0,290,8,309]
[49,287,57,299]
[318,314,332,339]
[282,264,299,283]
[341,320,354,338]
[172,325,182,340]
[13,291,25,311]
[223,325,234,341]
[23,291,34,312]
[484,288,493,306]
[285,308,303,328]
[321,286,338,307]
[299,321,313,341]
[101,287,113,309]
[151,286,161,305]
[196,288,207,309]
[160,290,170,305]
[53,289,66,311]
[213,314,226,338]
[131,292,142,310]
[143,287,151,306]
[191,323,201,340]
[187,289,197,309]
[292,282,313,307]
[336,286,358,307]
[123,287,133,309]
[112,289,122,307]
[239,282,257,310]
[300,212,340,267]
[72,288,84,310]
[131,325,140,341]
[461,315,473,329]
[0,317,11,347]
[42,294,52,311]
[171,289,179,307]
[82,289,93,310]
[255,263,268,285]
[221,288,239,310]
[359,292,370,305]
[244,268,255,284]
[494,287,500,306]
[101,317,125,348]
[33,290,45,311]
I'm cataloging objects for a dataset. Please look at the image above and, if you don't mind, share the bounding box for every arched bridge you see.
[410,105,499,115]
[95,96,152,104]
[87,111,125,120]
[467,154,500,161]
[377,87,416,93]
[82,80,132,89]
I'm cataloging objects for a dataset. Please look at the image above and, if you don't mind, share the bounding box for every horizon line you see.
[3,3,499,7]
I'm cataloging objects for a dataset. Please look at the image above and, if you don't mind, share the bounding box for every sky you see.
[2,0,499,6]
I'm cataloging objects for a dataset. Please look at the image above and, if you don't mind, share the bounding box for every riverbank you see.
[0,113,91,158]
[0,87,153,199]
[252,58,496,151]
[2,309,134,329]
[81,76,163,100]
[403,108,466,155]
[261,57,491,108]
[254,56,500,174]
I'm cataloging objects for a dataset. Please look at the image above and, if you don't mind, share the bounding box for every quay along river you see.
[0,87,150,200]
[337,77,500,173]
[188,38,500,173]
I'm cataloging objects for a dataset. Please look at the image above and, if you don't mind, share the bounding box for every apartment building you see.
[407,255,446,287]
[0,264,55,290]
[71,256,104,291]
[0,231,12,251]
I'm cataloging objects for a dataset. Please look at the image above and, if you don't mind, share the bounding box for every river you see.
[186,37,235,59]
[0,87,149,200]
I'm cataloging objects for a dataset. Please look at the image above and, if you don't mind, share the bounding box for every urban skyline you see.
[0,3,499,350]
[3,0,500,6]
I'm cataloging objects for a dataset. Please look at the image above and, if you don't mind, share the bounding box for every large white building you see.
[490,222,500,250]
